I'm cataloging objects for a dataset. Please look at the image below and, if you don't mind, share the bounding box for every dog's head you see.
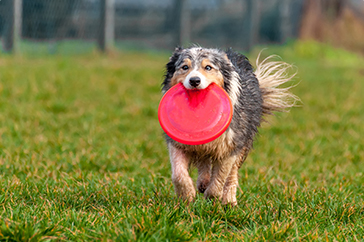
[162,47,236,93]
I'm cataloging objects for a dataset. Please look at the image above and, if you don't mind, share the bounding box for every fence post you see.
[280,0,292,43]
[2,0,22,53]
[3,0,13,52]
[242,0,260,51]
[180,0,190,46]
[14,0,22,52]
[173,0,191,47]
[98,0,115,52]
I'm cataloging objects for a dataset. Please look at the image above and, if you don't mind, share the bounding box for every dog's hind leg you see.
[168,144,196,202]
[196,160,211,193]
[204,155,237,201]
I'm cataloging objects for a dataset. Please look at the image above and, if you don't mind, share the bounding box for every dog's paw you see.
[204,186,223,200]
[176,190,196,203]
[222,184,237,206]
[197,178,210,193]
[174,183,196,203]
[222,195,237,206]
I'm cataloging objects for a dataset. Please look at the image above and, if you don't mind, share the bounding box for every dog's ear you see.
[162,47,184,92]
[167,47,183,68]
[166,47,183,78]
[225,48,253,74]
[170,47,183,60]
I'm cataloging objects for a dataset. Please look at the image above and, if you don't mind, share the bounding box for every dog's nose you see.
[189,76,201,87]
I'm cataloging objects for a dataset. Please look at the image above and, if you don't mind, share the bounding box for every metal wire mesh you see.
[0,0,305,54]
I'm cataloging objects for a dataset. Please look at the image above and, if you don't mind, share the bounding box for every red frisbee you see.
[158,83,233,145]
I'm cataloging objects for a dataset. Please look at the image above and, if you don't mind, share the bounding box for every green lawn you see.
[0,41,363,241]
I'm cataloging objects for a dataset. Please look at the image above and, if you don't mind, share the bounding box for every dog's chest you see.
[172,128,236,161]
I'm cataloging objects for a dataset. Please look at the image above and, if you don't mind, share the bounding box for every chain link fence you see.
[0,0,305,54]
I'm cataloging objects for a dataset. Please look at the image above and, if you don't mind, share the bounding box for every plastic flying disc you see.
[158,83,233,145]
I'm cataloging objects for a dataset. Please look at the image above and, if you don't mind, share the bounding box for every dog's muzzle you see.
[189,76,201,88]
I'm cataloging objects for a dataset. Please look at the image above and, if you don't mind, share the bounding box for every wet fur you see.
[162,47,297,205]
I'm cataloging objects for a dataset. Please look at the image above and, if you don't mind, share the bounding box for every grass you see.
[0,40,363,241]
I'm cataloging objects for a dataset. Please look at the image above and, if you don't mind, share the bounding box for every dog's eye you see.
[181,65,189,70]
[205,65,212,71]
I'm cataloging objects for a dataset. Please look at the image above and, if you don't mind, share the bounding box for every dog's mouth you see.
[184,85,205,90]
[183,77,211,90]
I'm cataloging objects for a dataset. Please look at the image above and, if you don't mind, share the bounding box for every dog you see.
[161,47,298,206]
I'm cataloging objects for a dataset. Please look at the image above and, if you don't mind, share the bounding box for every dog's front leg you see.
[222,149,249,205]
[168,144,196,202]
[221,162,239,206]
[204,155,237,201]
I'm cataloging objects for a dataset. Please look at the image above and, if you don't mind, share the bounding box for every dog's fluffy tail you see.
[254,53,299,115]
